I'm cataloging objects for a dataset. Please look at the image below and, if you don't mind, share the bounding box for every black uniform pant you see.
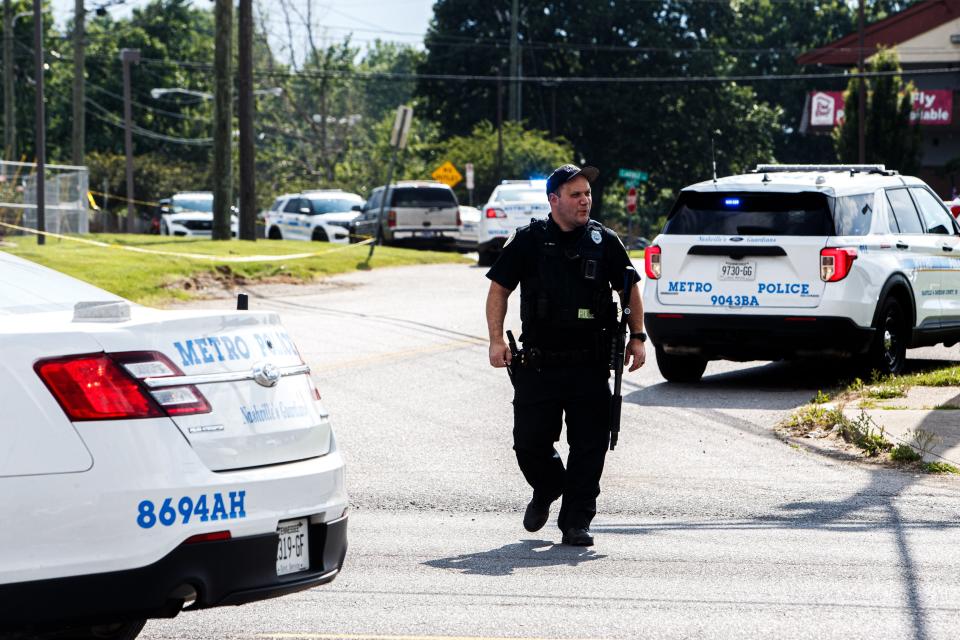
[512,364,611,532]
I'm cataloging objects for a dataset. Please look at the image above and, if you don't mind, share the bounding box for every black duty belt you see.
[515,345,606,369]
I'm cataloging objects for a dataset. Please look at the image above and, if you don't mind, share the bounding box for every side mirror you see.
[351,204,362,211]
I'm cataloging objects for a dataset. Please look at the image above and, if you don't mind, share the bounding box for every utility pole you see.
[3,0,13,160]
[212,0,232,241]
[120,48,139,233]
[72,0,84,166]
[32,0,44,245]
[237,0,255,241]
[507,0,519,121]
[857,0,866,164]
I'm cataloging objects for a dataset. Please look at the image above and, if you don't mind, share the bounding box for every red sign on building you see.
[807,89,953,127]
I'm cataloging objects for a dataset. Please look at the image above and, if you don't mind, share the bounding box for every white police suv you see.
[643,164,960,382]
[264,190,364,243]
[0,251,347,639]
[160,191,239,238]
[476,180,550,266]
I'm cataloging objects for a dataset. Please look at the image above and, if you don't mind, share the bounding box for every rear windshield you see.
[0,255,121,315]
[663,192,834,236]
[391,187,457,208]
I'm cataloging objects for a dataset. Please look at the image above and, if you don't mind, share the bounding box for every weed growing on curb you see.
[924,461,960,474]
[890,444,922,462]
[812,390,830,404]
[908,428,943,459]
[838,411,893,457]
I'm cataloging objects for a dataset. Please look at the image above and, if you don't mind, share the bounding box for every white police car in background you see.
[0,252,347,639]
[264,190,364,243]
[160,191,239,238]
[643,164,960,382]
[476,180,550,266]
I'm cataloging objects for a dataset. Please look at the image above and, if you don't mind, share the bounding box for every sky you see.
[49,0,436,63]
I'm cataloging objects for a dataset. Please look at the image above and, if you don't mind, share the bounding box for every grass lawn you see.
[1,233,470,306]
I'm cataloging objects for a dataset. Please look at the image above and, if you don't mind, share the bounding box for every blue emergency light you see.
[723,198,741,207]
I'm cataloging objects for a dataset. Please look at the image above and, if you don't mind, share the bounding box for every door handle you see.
[944,245,955,252]
[896,242,909,250]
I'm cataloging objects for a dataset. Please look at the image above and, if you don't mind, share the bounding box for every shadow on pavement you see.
[423,539,606,576]
[594,472,960,640]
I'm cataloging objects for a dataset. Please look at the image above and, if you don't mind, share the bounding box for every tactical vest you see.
[519,218,615,344]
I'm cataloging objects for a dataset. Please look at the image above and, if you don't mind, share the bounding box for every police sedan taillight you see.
[820,247,857,282]
[485,207,506,218]
[644,245,662,280]
[36,351,210,421]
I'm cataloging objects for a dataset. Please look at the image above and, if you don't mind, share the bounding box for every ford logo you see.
[252,362,281,388]
[730,236,744,242]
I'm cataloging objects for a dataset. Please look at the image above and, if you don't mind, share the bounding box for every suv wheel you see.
[312,228,329,242]
[864,297,908,376]
[655,345,707,383]
[268,226,282,240]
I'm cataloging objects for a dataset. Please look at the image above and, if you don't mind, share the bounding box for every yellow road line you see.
[0,220,373,262]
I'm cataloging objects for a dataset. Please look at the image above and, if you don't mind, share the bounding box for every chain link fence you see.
[0,161,90,236]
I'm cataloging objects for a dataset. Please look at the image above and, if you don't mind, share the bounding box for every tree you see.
[430,120,573,204]
[833,48,920,174]
[416,0,783,221]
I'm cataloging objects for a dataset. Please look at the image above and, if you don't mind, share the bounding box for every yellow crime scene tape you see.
[0,220,374,263]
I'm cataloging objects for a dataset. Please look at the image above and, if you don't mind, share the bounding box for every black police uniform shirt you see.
[486,214,635,350]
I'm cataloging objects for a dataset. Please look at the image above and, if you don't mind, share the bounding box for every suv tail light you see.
[456,208,462,226]
[485,207,506,219]
[387,210,396,228]
[644,245,661,280]
[36,351,210,421]
[820,247,857,282]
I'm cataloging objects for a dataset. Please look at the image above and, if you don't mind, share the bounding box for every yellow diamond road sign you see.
[431,161,463,188]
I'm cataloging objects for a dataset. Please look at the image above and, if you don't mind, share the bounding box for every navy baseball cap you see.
[546,164,599,195]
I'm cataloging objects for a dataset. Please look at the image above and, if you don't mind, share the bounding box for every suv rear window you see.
[391,187,457,208]
[664,192,834,236]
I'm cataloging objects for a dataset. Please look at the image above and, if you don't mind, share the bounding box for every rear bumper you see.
[645,312,875,361]
[0,515,348,629]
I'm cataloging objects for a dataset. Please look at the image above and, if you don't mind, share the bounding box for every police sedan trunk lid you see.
[92,308,331,472]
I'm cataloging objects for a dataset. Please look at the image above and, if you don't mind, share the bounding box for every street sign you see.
[431,161,463,188]
[618,168,649,187]
[625,187,638,214]
[390,105,414,149]
[465,163,475,190]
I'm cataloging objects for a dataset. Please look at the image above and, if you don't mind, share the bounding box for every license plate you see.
[719,261,756,281]
[415,230,437,237]
[276,518,309,576]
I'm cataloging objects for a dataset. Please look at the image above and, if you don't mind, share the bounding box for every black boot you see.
[561,527,594,546]
[522,496,553,532]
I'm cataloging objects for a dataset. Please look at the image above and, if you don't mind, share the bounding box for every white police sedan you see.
[0,251,347,639]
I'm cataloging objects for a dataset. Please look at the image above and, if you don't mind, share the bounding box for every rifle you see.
[609,266,637,451]
[506,330,519,386]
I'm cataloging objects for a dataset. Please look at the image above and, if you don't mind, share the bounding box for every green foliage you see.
[890,444,922,463]
[838,410,893,457]
[812,390,831,404]
[924,461,960,474]
[833,48,921,173]
[430,121,573,205]
[1,234,468,306]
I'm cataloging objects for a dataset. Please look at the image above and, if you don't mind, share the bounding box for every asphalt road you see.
[145,263,960,640]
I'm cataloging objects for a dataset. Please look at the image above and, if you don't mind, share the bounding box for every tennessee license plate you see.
[719,261,756,281]
[276,518,309,576]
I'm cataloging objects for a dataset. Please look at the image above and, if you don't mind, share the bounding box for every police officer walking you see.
[485,164,646,547]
